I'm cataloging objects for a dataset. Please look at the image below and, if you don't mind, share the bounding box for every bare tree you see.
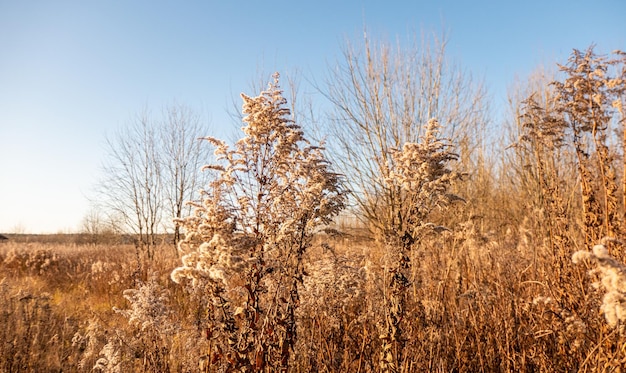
[97,104,211,260]
[80,207,122,244]
[99,110,162,260]
[80,207,104,237]
[159,103,212,250]
[323,31,488,239]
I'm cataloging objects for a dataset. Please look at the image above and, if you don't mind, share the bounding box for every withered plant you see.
[553,47,626,248]
[518,91,571,260]
[171,73,346,371]
[325,32,487,241]
[515,47,626,254]
[377,118,463,372]
[108,276,179,372]
[512,47,626,371]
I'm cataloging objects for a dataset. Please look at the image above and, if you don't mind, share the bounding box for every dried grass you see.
[2,47,626,372]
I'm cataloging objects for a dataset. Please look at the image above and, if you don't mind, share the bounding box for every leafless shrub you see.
[324,32,487,240]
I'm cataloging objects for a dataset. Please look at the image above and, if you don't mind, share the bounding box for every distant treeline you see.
[0,233,177,245]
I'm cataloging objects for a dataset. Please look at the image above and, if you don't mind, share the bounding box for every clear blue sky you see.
[1,0,624,233]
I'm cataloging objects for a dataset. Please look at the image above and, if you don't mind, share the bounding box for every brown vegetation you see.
[0,221,619,372]
[2,46,626,372]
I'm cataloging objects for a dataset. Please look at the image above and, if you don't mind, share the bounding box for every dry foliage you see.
[171,74,346,371]
[324,32,487,240]
[3,47,626,373]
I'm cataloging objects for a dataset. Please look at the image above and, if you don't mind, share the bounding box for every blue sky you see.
[0,0,624,233]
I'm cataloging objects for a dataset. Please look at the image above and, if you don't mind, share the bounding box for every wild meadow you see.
[1,225,625,372]
[1,46,626,372]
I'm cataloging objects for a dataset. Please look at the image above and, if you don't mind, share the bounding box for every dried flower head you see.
[573,239,626,327]
[171,73,347,370]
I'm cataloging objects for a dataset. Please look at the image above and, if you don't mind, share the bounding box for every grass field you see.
[1,226,624,372]
[2,47,625,373]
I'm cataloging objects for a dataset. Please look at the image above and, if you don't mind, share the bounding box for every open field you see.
[1,47,625,372]
[1,228,624,372]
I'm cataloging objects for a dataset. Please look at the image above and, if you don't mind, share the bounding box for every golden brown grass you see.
[2,47,624,372]
[1,224,625,372]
